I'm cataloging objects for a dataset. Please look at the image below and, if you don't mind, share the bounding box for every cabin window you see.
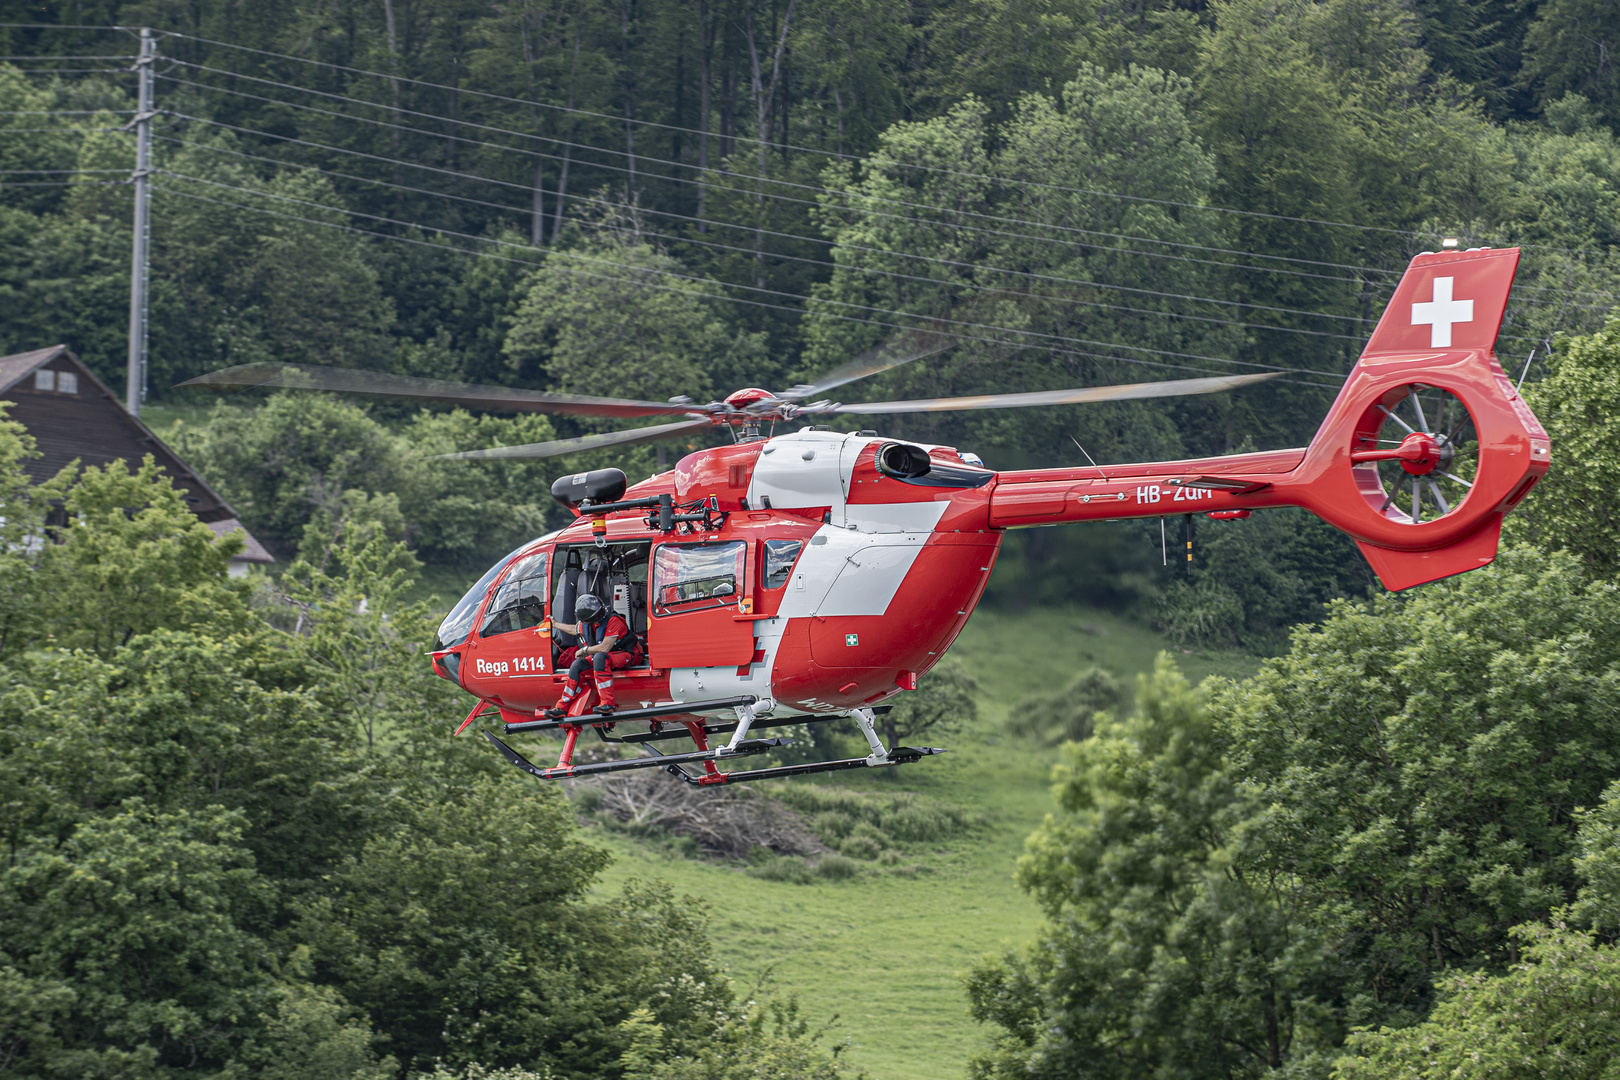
[481,551,548,637]
[653,541,745,614]
[33,370,53,391]
[57,371,77,394]
[433,542,527,650]
[763,539,802,589]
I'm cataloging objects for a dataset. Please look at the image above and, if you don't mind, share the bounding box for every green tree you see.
[36,455,248,655]
[1510,313,1620,576]
[296,782,731,1077]
[506,213,764,402]
[1335,923,1620,1080]
[1332,779,1620,1078]
[971,548,1620,1076]
[174,393,403,555]
[0,801,272,1077]
[967,657,1323,1078]
[1214,547,1620,1030]
[1523,0,1620,132]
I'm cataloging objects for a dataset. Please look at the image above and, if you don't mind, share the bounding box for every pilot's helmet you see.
[574,593,608,624]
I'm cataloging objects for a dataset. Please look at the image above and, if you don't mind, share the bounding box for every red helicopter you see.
[188,246,1548,786]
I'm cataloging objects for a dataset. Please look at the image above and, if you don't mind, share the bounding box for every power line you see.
[0,22,128,31]
[0,125,122,133]
[158,67,1411,281]
[0,54,136,60]
[0,178,123,186]
[152,180,1345,388]
[13,67,133,74]
[162,113,1613,314]
[156,168,1359,380]
[154,134,1388,338]
[12,22,1620,263]
[153,30,1481,248]
[160,69,1620,306]
[154,124,1600,339]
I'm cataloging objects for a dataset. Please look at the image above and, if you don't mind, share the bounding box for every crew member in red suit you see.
[546,593,639,718]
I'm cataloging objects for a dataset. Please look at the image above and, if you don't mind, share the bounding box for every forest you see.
[2,0,1620,1076]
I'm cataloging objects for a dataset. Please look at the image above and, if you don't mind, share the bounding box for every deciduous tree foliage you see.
[1333,781,1620,1079]
[1512,313,1620,576]
[0,412,852,1078]
[969,547,1620,1078]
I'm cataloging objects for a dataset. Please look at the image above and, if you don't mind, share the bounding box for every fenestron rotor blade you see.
[827,371,1284,414]
[178,363,696,420]
[434,417,712,461]
[779,326,958,402]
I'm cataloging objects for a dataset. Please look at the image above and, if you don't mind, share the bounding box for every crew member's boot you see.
[545,678,581,720]
[594,672,617,715]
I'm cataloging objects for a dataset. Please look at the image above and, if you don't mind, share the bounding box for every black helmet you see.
[574,593,608,624]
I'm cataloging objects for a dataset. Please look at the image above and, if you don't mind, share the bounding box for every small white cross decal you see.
[1410,276,1474,347]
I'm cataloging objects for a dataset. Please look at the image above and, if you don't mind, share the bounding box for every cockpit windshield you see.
[434,542,529,650]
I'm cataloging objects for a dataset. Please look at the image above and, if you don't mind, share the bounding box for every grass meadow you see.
[588,603,1262,1079]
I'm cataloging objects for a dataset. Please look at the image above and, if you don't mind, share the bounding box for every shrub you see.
[811,810,855,841]
[838,836,883,861]
[883,804,961,843]
[745,856,815,884]
[848,821,889,847]
[815,855,860,881]
[1007,666,1124,745]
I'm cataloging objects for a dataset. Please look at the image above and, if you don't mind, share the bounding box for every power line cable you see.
[0,54,136,60]
[162,114,1614,311]
[158,67,1414,281]
[152,179,1347,386]
[11,22,1620,261]
[155,30,1509,249]
[155,134,1399,336]
[0,22,129,31]
[157,168,1362,375]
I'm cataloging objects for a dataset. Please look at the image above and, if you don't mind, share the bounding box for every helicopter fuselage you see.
[445,427,1006,724]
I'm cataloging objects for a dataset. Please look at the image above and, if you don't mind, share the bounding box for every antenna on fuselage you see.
[1068,435,1110,484]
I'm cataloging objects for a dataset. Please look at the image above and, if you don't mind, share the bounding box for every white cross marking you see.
[1410,276,1474,348]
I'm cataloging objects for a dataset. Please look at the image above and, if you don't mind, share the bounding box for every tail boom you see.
[986,247,1550,590]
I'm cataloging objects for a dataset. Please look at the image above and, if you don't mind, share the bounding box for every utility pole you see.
[124,28,154,417]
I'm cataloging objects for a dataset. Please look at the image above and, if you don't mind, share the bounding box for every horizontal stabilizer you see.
[1355,517,1503,591]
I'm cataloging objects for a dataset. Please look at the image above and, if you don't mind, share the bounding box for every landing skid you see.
[660,744,944,786]
[483,729,785,780]
[482,722,944,785]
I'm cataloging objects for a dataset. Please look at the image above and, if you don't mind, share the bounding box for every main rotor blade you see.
[779,326,958,402]
[178,363,696,420]
[434,417,713,461]
[829,371,1283,414]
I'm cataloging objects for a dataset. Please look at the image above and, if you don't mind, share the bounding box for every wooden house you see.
[0,345,274,574]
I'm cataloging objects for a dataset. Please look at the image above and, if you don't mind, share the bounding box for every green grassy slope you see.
[589,603,1261,1080]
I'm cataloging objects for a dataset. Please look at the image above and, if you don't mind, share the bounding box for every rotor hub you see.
[1394,431,1443,475]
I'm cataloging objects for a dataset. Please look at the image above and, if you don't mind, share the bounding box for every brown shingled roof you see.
[0,346,274,565]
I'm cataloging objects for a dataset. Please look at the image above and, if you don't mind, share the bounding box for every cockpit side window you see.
[763,539,802,589]
[480,551,548,637]
[434,542,529,650]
